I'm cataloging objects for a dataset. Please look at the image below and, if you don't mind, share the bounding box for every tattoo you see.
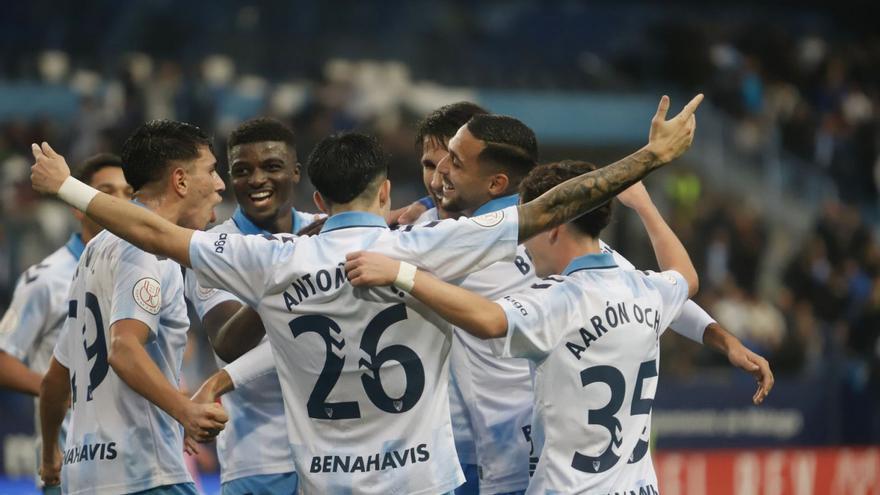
[516,148,659,241]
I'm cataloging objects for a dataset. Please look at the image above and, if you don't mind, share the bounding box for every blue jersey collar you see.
[563,252,618,275]
[232,207,301,235]
[320,211,388,234]
[473,194,519,216]
[65,233,86,260]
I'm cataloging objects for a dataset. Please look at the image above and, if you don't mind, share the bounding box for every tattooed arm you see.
[516,94,703,242]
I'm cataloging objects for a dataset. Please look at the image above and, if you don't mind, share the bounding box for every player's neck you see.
[250,206,293,234]
[133,192,183,224]
[554,235,602,273]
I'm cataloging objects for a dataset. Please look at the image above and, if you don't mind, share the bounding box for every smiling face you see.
[229,141,300,230]
[437,125,494,215]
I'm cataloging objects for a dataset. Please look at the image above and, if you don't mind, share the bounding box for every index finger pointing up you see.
[680,93,704,119]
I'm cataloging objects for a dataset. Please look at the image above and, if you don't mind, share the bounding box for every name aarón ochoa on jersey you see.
[310,443,429,473]
[63,442,117,465]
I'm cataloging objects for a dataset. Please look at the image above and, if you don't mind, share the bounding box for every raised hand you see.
[645,94,703,164]
[345,251,401,287]
[30,142,72,195]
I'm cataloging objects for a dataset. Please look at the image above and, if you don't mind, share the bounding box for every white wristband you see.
[57,176,99,212]
[393,262,417,293]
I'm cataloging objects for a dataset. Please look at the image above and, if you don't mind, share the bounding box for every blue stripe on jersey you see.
[232,207,304,235]
[473,194,519,216]
[129,482,197,495]
[65,233,86,260]
[563,252,618,275]
[320,211,388,233]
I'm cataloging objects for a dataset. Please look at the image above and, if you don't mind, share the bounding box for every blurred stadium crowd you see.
[1,0,878,460]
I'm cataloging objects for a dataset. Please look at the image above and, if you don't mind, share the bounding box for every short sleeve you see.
[189,231,295,307]
[224,340,276,389]
[492,277,581,362]
[600,240,636,270]
[667,300,715,342]
[378,206,520,281]
[52,319,73,369]
[110,243,167,339]
[0,273,53,361]
[641,270,689,332]
[184,268,240,319]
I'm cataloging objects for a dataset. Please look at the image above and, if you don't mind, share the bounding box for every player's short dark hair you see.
[74,153,124,186]
[306,132,388,204]
[120,120,213,191]
[414,101,489,149]
[228,117,296,151]
[519,160,612,238]
[466,114,538,187]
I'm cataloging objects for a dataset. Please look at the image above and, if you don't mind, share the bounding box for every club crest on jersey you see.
[0,307,18,335]
[196,283,217,301]
[470,210,504,228]
[133,277,161,315]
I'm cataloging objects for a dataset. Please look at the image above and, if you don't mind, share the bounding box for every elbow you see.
[687,271,699,299]
[475,310,509,340]
[107,334,134,372]
[213,342,242,364]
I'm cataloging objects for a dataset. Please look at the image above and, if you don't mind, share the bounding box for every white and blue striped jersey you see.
[188,207,520,495]
[0,234,83,482]
[493,253,689,494]
[53,229,192,495]
[184,207,320,484]
[418,200,714,493]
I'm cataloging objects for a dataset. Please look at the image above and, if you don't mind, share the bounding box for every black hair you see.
[120,120,213,191]
[74,153,124,186]
[228,117,296,151]
[466,114,538,187]
[414,101,489,149]
[519,160,613,238]
[306,132,388,204]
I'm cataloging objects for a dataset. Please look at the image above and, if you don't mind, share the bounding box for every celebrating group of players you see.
[0,92,774,494]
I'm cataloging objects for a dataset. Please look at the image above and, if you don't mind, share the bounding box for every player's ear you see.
[172,167,188,197]
[488,173,509,197]
[548,225,561,244]
[378,179,391,208]
[313,191,329,214]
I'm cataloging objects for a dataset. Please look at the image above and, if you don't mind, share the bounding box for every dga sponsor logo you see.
[133,277,161,315]
[214,233,228,253]
[63,442,117,465]
[310,443,430,473]
[471,210,504,228]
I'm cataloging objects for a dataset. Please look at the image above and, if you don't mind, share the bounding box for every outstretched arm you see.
[703,323,774,405]
[617,181,698,297]
[517,94,702,242]
[346,251,507,339]
[30,143,194,267]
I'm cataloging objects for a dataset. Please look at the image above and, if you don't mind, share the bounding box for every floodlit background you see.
[1,1,878,493]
